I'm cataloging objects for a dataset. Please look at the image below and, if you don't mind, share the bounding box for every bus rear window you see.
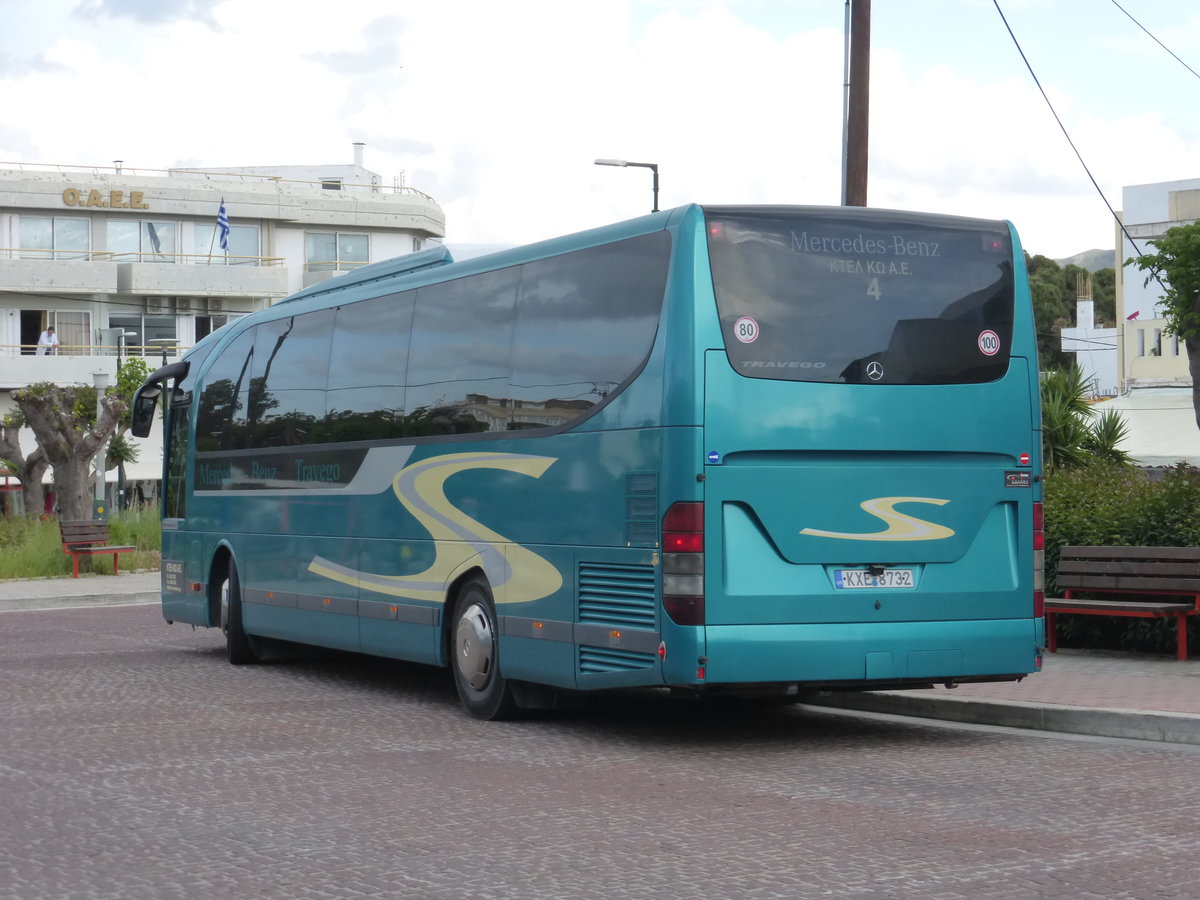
[706,207,1015,384]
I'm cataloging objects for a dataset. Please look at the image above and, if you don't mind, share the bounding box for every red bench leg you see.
[1045,611,1057,653]
[1177,613,1188,661]
[72,553,80,579]
[111,552,119,574]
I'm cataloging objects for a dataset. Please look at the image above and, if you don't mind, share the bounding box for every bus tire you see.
[450,576,517,720]
[220,562,260,666]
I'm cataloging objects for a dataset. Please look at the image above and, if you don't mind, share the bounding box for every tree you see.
[108,358,149,507]
[1026,253,1072,371]
[1092,268,1117,326]
[1130,222,1200,430]
[0,408,49,515]
[10,382,125,521]
[1041,366,1131,469]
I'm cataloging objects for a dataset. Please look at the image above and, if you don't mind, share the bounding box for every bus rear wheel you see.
[220,562,260,665]
[450,577,517,720]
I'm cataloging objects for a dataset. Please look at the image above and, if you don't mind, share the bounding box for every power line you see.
[1108,0,1200,83]
[992,1,1145,255]
[991,0,1176,297]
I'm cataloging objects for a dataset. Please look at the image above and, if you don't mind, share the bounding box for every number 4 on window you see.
[866,277,882,300]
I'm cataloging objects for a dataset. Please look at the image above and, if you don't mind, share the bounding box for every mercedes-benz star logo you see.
[866,361,884,382]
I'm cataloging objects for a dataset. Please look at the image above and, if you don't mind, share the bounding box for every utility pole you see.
[843,0,871,207]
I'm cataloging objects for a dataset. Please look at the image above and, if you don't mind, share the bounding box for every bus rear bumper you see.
[702,619,1041,685]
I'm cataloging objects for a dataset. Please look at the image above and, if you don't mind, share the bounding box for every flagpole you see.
[207,209,218,262]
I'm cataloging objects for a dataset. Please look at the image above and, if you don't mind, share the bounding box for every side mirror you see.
[131,385,161,438]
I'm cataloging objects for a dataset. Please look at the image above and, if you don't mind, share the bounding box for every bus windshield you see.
[706,207,1015,385]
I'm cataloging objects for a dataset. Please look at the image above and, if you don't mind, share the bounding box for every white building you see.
[1116,178,1197,392]
[1094,177,1200,467]
[0,146,444,511]
[1060,299,1117,398]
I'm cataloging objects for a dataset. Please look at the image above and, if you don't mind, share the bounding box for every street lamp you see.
[116,331,138,371]
[594,158,660,213]
[148,338,179,366]
[93,371,111,516]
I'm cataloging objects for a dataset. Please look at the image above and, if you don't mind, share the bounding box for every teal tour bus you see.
[132,204,1044,719]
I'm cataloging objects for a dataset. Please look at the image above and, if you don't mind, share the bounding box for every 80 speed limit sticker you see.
[733,316,759,344]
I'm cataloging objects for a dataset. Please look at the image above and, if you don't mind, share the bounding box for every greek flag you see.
[217,200,230,251]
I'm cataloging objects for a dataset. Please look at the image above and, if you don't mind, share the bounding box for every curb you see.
[802,691,1200,746]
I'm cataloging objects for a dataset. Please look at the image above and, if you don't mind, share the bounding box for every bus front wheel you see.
[220,562,260,665]
[450,577,517,720]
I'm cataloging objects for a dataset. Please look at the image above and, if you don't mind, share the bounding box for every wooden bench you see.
[59,520,136,579]
[1045,545,1200,661]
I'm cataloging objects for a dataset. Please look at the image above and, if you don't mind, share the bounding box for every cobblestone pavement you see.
[3,603,1200,899]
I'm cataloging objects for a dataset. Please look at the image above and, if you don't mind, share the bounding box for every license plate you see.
[835,568,914,589]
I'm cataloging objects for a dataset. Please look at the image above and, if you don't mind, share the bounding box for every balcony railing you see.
[1,248,284,266]
[0,159,438,200]
[303,259,370,273]
[2,343,190,359]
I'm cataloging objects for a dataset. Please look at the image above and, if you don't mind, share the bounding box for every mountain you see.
[1054,248,1115,272]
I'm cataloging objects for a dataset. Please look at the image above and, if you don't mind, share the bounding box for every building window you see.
[195,315,236,342]
[321,178,343,190]
[20,309,91,355]
[194,223,261,266]
[109,220,177,262]
[305,232,368,272]
[19,216,90,260]
[109,314,178,358]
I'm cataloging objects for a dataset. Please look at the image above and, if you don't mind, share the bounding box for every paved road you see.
[4,602,1200,899]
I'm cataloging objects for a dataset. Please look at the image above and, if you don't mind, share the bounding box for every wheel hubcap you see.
[455,601,495,691]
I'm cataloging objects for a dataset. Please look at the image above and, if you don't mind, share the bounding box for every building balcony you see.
[0,257,118,294]
[0,339,191,391]
[0,251,290,298]
[114,254,289,298]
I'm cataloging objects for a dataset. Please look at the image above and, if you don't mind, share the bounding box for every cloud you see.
[73,0,221,27]
[306,16,407,76]
[4,0,1199,260]
[0,52,70,79]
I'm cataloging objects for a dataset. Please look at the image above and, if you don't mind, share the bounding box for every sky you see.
[2,0,1199,260]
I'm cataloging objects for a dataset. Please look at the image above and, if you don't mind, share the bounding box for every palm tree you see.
[1041,366,1132,469]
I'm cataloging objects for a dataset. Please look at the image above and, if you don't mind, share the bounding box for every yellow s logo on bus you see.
[800,496,955,542]
[308,451,562,604]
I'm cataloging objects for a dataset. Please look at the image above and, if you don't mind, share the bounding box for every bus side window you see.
[195,329,256,452]
[163,399,191,519]
[248,310,335,447]
[327,292,415,441]
[508,232,669,429]
[406,268,520,434]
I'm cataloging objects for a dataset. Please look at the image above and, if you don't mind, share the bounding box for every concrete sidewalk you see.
[804,649,1200,746]
[0,571,160,611]
[2,572,1198,745]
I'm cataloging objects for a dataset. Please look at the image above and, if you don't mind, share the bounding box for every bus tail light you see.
[663,502,704,626]
[1033,501,1045,618]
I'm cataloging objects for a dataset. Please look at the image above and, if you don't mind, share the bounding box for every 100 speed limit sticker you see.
[978,330,1000,356]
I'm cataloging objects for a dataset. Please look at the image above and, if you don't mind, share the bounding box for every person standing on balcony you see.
[36,327,60,356]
